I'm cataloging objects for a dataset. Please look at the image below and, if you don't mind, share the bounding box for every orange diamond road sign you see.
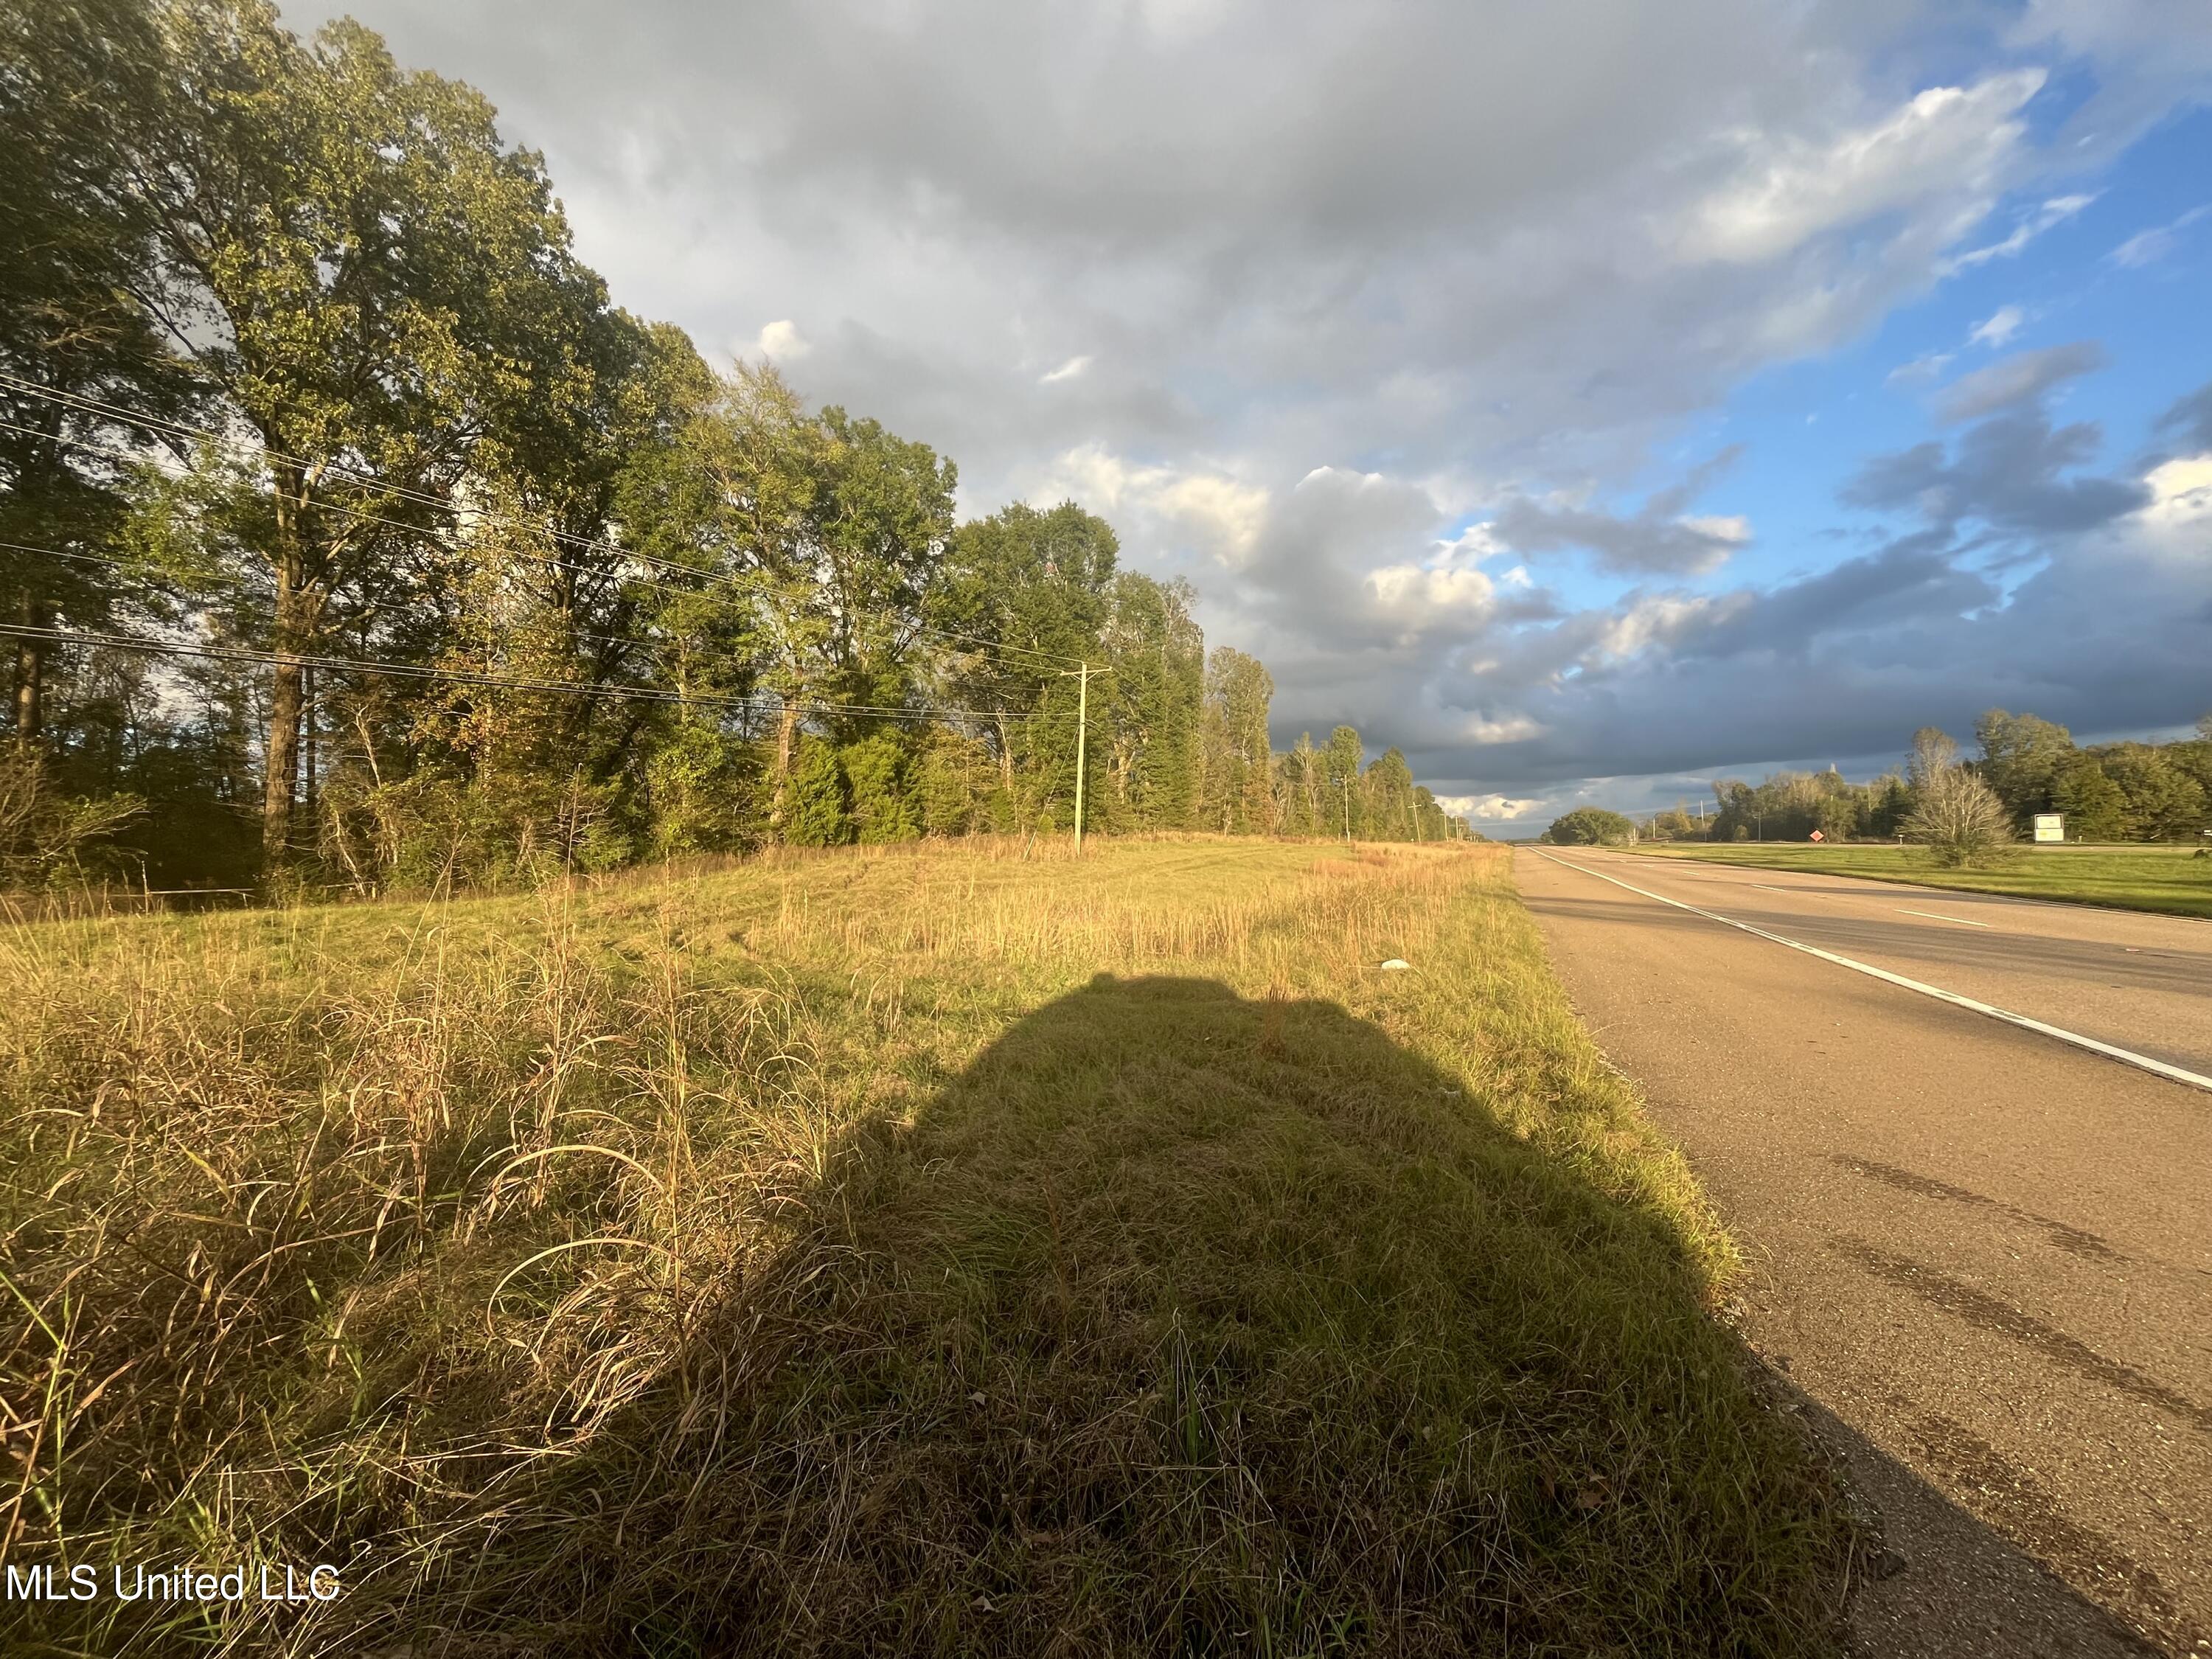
[1809,830,1825,842]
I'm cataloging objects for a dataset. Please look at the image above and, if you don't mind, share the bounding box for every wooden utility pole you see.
[1073,660,1089,855]
[1061,661,1111,854]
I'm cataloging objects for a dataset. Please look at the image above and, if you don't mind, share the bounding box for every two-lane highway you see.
[1517,847,2212,1658]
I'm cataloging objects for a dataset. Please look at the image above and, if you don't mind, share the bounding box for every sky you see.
[285,0,2212,835]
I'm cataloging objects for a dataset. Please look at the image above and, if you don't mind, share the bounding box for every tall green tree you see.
[938,500,1116,824]
[664,364,955,832]
[0,0,201,738]
[131,0,626,868]
[1323,726,1364,838]
[1100,572,1203,830]
[2097,745,2208,841]
[2052,754,2126,842]
[1198,646,1275,834]
[1975,709,2074,828]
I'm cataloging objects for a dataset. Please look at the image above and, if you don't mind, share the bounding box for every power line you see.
[1,391,1093,675]
[0,621,1050,726]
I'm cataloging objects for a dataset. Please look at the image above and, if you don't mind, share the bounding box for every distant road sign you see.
[2034,813,2064,844]
[1809,830,1825,842]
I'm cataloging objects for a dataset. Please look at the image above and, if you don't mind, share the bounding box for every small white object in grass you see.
[1380,959,1411,970]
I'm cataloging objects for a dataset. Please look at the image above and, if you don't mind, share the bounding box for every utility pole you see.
[1060,661,1110,854]
[1073,660,1089,855]
[1338,776,1352,843]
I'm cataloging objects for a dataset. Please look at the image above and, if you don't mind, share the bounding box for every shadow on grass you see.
[372,974,1846,1656]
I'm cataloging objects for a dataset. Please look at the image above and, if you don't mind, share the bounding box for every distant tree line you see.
[1,0,1465,896]
[1630,711,2212,846]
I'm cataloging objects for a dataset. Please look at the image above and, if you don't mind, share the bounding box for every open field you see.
[0,838,1843,1656]
[1622,841,2212,919]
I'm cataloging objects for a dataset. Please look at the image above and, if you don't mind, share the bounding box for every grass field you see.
[1621,841,2212,919]
[0,838,1846,1655]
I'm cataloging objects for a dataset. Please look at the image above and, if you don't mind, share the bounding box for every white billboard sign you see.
[2032,813,2064,843]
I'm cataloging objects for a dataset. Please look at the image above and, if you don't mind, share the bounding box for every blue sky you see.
[288,0,2212,831]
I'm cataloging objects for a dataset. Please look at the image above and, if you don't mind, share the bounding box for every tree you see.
[1198,647,1275,834]
[1543,807,1634,846]
[670,364,956,834]
[841,734,920,844]
[1903,765,2013,866]
[938,501,1116,827]
[782,736,851,846]
[1905,727,1960,795]
[1363,748,1418,840]
[0,0,202,738]
[1322,726,1363,838]
[2098,746,2208,841]
[2052,756,2126,842]
[1975,709,2074,828]
[132,1,632,870]
[1099,572,1203,831]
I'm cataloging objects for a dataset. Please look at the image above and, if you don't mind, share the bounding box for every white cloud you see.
[755,318,811,360]
[1366,563,1496,622]
[2138,453,2212,532]
[1886,351,1954,386]
[1677,72,2044,266]
[1938,192,2095,274]
[2110,204,2208,268]
[1969,305,2025,347]
[1042,444,1270,565]
[1435,793,1543,820]
[1433,522,1506,563]
[1678,513,1752,544]
[1039,354,1093,384]
[1463,715,1548,745]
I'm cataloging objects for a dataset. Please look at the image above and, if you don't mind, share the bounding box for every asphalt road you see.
[1517,847,2212,1658]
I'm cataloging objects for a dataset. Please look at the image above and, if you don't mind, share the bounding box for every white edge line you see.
[1534,849,2212,1096]
[1898,908,1992,928]
[1610,847,2211,926]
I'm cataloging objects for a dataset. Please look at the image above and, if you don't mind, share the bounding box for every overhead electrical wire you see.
[0,380,1099,677]
[0,620,1053,727]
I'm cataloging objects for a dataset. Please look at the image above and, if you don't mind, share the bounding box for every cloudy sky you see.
[291,0,2212,832]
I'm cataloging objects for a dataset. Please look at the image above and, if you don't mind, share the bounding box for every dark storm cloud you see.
[1675,535,1998,661]
[1840,408,2150,533]
[1408,535,2212,796]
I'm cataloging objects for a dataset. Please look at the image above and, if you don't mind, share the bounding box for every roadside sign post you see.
[2034,813,2064,844]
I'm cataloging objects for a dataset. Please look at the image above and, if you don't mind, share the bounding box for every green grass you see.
[0,838,1848,1655]
[1622,841,2212,919]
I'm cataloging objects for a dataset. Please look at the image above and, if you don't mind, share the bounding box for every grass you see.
[0,837,1848,1655]
[1621,841,2212,919]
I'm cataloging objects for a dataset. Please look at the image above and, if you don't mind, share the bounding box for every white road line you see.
[1534,850,2212,1096]
[1897,908,1992,928]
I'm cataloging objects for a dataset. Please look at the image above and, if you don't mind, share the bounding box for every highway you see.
[1517,848,2211,1658]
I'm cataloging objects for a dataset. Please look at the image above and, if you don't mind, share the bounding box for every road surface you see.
[1516,847,2212,1658]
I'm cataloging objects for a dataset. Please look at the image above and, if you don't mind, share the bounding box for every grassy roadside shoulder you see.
[1,839,1846,1655]
[1618,841,2212,919]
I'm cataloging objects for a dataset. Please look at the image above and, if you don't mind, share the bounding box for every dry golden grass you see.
[0,838,1846,1655]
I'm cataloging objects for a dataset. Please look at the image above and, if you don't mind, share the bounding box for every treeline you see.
[1638,711,2212,844]
[0,0,1461,897]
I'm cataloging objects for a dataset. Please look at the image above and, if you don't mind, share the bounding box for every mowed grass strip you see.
[1622,840,2212,919]
[0,839,1846,1656]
